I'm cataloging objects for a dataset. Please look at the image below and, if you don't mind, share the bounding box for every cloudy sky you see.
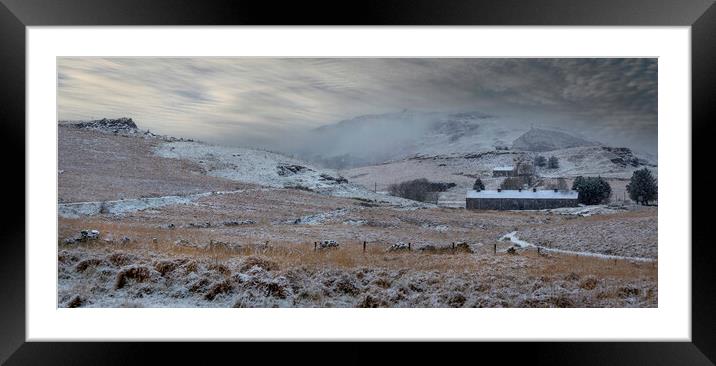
[57,58,657,155]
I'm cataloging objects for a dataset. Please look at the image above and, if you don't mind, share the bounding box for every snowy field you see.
[57,123,657,308]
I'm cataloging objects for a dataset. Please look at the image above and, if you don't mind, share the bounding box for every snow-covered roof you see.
[493,166,514,171]
[466,189,578,199]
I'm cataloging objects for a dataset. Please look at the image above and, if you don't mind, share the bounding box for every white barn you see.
[466,188,579,210]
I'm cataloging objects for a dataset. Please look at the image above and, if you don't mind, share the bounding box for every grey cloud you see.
[57,57,657,154]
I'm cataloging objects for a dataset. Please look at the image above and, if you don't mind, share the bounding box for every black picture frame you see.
[2,0,714,364]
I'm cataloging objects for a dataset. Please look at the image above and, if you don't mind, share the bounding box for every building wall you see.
[466,197,578,210]
[492,170,515,177]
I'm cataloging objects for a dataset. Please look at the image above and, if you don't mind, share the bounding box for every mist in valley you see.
[58,58,658,168]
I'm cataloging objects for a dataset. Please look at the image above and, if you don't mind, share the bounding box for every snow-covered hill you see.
[345,145,657,205]
[289,110,654,173]
[292,110,527,168]
[153,141,430,208]
[511,127,599,151]
[536,146,657,178]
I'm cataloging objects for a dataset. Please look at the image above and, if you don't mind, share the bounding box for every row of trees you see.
[534,155,559,169]
[473,168,657,206]
[390,168,656,206]
[388,178,455,203]
[572,168,657,205]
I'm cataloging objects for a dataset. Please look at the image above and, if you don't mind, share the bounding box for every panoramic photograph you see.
[57,58,658,308]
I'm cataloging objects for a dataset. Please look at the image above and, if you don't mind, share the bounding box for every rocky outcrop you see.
[276,164,312,176]
[73,117,138,133]
[512,128,598,152]
[602,147,656,168]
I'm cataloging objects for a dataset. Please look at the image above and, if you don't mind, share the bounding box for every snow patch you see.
[499,231,655,262]
[58,189,250,218]
[153,140,432,209]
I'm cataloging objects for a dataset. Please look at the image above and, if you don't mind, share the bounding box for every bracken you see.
[75,258,104,273]
[205,280,233,300]
[114,266,151,289]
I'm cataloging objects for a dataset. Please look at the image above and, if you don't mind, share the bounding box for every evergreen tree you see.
[626,168,658,205]
[572,176,612,205]
[473,178,485,191]
[534,155,547,167]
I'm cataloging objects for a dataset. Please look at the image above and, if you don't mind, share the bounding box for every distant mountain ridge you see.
[294,110,519,169]
[286,110,652,173]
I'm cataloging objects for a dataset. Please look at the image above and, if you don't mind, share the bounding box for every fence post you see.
[537,247,540,255]
[408,242,411,251]
[452,242,455,250]
[363,241,366,252]
[494,243,497,254]
[314,242,317,251]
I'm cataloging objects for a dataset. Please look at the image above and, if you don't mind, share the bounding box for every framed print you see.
[3,0,715,364]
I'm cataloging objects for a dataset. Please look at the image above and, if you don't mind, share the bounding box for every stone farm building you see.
[466,188,579,210]
[492,166,516,177]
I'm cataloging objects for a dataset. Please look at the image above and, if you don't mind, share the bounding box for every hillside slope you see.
[292,110,526,168]
[511,127,599,151]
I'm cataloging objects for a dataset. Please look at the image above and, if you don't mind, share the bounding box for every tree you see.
[388,178,453,203]
[534,155,547,167]
[473,178,485,191]
[388,178,431,202]
[626,168,658,205]
[571,176,612,205]
[548,156,559,169]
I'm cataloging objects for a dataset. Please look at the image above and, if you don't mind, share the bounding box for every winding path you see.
[499,231,656,262]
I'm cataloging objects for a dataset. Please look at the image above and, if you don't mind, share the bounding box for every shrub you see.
[388,178,452,202]
[472,178,485,191]
[626,168,658,205]
[534,155,547,167]
[571,176,612,205]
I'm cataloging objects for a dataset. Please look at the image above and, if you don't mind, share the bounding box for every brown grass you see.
[526,250,657,281]
[75,258,104,272]
[114,266,152,289]
[60,222,657,284]
[204,280,233,300]
[154,260,179,276]
[107,252,134,266]
[57,199,657,308]
[58,127,249,202]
